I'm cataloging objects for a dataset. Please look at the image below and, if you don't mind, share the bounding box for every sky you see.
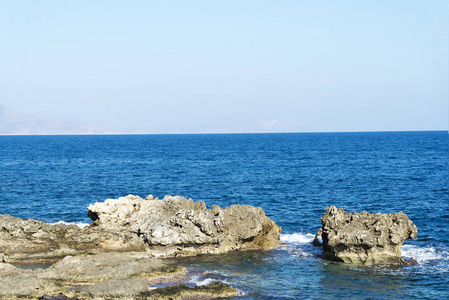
[1,0,448,133]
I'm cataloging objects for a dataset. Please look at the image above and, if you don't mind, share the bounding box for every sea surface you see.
[1,131,448,299]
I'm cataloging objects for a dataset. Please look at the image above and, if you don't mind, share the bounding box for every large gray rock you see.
[316,206,418,265]
[0,194,281,262]
[88,194,282,257]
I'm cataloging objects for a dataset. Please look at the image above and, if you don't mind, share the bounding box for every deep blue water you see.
[1,131,448,299]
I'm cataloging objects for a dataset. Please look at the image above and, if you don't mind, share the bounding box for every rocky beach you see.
[0,195,283,299]
[0,194,420,299]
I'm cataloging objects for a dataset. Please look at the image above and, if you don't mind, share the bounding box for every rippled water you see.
[1,132,448,299]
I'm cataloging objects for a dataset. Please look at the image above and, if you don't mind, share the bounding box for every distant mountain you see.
[0,104,112,135]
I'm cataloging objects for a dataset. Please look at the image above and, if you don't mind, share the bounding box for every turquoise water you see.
[1,132,448,298]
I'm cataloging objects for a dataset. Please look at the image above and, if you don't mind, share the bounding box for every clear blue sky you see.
[1,1,448,133]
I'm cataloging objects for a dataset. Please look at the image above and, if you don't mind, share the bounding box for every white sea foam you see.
[280,232,315,244]
[189,275,247,296]
[206,270,232,276]
[402,244,448,264]
[287,248,315,257]
[188,276,215,286]
[50,221,91,229]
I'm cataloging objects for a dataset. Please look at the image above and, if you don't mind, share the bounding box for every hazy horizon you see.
[1,1,448,134]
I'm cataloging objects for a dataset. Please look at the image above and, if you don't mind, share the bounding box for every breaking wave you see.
[280,232,315,244]
[188,276,216,286]
[402,244,449,264]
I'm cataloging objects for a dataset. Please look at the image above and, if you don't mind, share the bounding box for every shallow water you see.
[1,131,448,298]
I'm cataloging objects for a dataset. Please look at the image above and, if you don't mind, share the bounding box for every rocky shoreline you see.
[0,195,418,299]
[1,195,282,263]
[0,195,282,299]
[1,252,239,299]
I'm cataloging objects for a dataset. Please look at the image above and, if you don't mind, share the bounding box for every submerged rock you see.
[145,281,239,299]
[88,194,282,257]
[317,206,418,265]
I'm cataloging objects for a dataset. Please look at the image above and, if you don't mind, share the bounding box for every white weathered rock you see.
[0,194,281,262]
[88,194,282,257]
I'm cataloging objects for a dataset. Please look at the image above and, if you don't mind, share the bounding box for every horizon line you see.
[0,129,447,137]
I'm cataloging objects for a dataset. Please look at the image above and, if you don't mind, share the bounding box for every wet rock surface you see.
[316,206,418,265]
[0,252,239,299]
[145,281,239,299]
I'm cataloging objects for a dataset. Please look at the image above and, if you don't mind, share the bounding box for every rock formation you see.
[88,194,282,257]
[0,192,278,299]
[0,214,145,263]
[315,206,418,265]
[0,252,239,299]
[0,194,281,262]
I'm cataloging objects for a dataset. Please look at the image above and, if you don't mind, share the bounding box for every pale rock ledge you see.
[87,194,282,257]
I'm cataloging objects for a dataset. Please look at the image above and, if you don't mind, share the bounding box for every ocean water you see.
[1,131,448,299]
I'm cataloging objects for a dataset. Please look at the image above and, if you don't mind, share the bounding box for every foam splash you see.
[287,248,315,257]
[189,274,247,296]
[188,276,215,286]
[280,232,315,244]
[402,244,448,264]
[50,221,90,229]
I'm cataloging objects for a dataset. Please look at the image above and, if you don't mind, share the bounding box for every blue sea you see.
[1,131,448,299]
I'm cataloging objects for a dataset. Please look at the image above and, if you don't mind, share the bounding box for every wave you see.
[287,248,315,257]
[402,244,449,264]
[281,233,449,264]
[50,221,90,229]
[188,274,247,296]
[188,276,216,286]
[280,232,315,244]
[280,232,321,258]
